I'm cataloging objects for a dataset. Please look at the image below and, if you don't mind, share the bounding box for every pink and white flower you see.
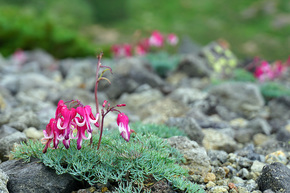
[149,31,164,47]
[167,33,179,45]
[117,113,133,142]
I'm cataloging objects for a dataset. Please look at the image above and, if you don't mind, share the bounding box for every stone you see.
[118,89,163,113]
[0,131,27,161]
[253,133,270,146]
[204,173,216,183]
[169,87,207,105]
[176,54,212,77]
[268,96,290,121]
[167,136,211,176]
[0,169,9,193]
[23,127,44,139]
[237,168,250,179]
[247,118,272,136]
[208,186,229,193]
[16,111,41,130]
[208,82,264,118]
[257,162,290,192]
[202,129,238,153]
[207,150,228,166]
[140,97,188,123]
[265,151,288,165]
[251,161,266,173]
[166,117,204,145]
[0,159,81,193]
[276,128,290,142]
[236,144,265,162]
[212,167,226,180]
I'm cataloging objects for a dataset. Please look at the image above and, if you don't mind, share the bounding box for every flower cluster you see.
[111,30,179,58]
[42,53,132,153]
[42,100,98,153]
[252,57,289,82]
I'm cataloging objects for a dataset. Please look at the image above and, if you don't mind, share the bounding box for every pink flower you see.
[56,106,77,140]
[254,61,274,82]
[135,38,150,56]
[42,118,70,153]
[272,61,286,78]
[111,44,132,58]
[76,106,98,134]
[167,33,179,45]
[117,113,132,142]
[149,31,164,47]
[72,117,92,150]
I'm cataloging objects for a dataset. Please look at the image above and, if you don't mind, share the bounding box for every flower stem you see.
[97,113,105,150]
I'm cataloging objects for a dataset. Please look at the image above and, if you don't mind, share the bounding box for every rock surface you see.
[257,162,290,193]
[0,159,80,193]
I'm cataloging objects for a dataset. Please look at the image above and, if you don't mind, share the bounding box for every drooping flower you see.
[76,105,98,134]
[42,118,71,153]
[117,113,133,142]
[72,117,92,150]
[56,106,77,140]
[167,33,179,45]
[149,31,164,47]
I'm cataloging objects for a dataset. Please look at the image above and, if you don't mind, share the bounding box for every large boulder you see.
[257,162,290,192]
[0,159,81,193]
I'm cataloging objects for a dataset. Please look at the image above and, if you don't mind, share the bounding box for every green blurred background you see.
[0,0,289,60]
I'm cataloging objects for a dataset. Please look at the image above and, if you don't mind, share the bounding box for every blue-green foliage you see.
[260,82,290,101]
[232,68,256,82]
[132,122,186,138]
[145,52,181,77]
[11,129,204,192]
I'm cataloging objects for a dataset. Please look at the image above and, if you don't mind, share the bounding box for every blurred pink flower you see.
[167,33,179,45]
[149,31,164,47]
[135,38,150,56]
[111,44,132,58]
[254,61,274,82]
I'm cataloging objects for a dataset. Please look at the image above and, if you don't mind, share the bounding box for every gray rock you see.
[208,82,264,118]
[207,150,228,166]
[0,125,19,138]
[237,168,250,179]
[251,161,266,173]
[166,117,204,145]
[212,167,226,180]
[167,136,211,176]
[0,159,80,193]
[25,49,55,70]
[16,111,41,130]
[202,129,239,153]
[268,96,290,121]
[237,157,253,169]
[257,162,290,192]
[276,128,290,142]
[176,54,212,77]
[0,131,27,161]
[0,169,9,193]
[118,88,163,113]
[1,73,59,95]
[236,144,265,162]
[102,57,169,99]
[169,87,208,105]
[248,118,272,136]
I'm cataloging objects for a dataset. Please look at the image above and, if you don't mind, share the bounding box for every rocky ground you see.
[0,50,289,193]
